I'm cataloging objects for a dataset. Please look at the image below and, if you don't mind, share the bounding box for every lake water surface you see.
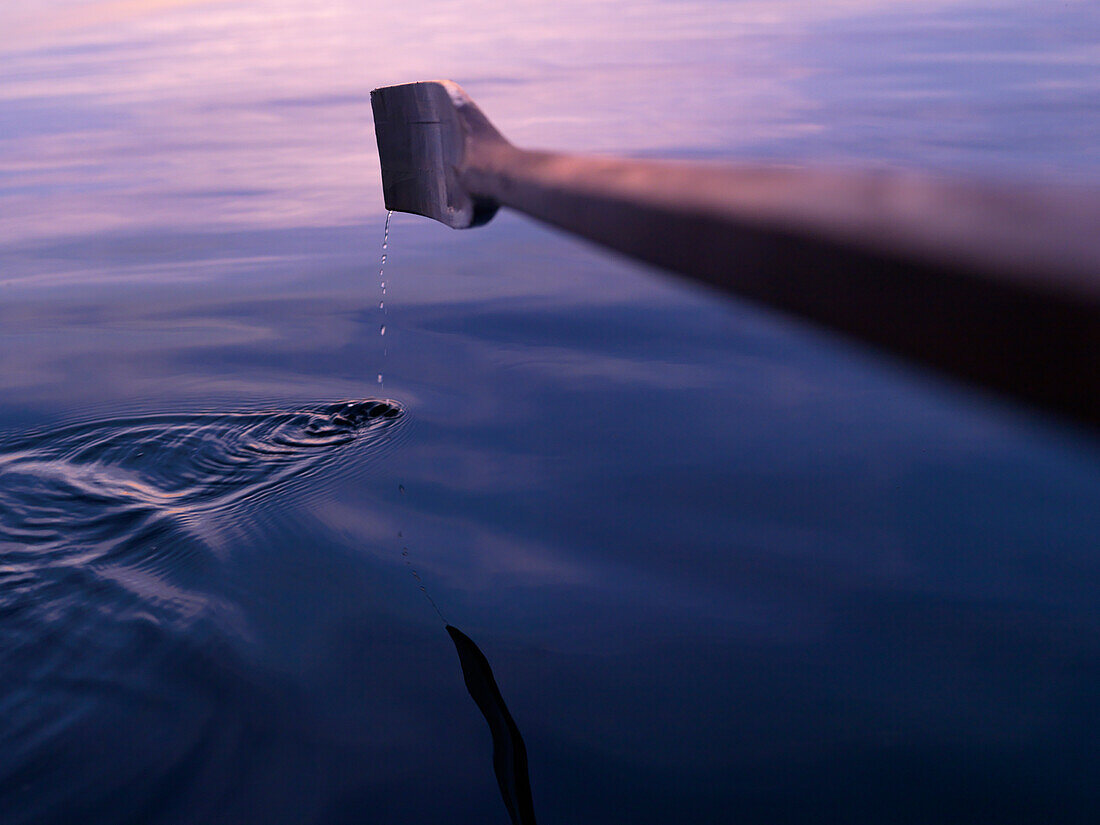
[3,2,1100,823]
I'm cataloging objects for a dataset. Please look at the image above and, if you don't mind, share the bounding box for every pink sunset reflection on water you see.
[2,0,1098,243]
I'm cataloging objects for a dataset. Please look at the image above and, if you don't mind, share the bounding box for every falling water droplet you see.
[375,210,439,619]
[376,211,391,390]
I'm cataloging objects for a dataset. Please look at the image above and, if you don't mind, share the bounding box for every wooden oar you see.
[371,80,1100,429]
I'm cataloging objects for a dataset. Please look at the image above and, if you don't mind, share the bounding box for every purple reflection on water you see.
[3,0,1099,244]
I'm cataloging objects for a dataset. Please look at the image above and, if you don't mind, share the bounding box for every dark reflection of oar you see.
[371,80,1100,428]
[446,625,537,825]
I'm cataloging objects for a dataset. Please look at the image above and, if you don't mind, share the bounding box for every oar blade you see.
[370,80,499,228]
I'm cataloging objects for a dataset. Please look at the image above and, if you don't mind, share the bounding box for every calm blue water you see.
[2,2,1100,823]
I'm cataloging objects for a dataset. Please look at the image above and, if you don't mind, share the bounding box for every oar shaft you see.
[461,143,1100,426]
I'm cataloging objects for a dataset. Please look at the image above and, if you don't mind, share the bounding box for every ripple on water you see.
[0,399,406,821]
[0,397,404,650]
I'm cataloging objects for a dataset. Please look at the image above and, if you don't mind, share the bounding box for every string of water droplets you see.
[377,210,390,389]
[377,212,447,625]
